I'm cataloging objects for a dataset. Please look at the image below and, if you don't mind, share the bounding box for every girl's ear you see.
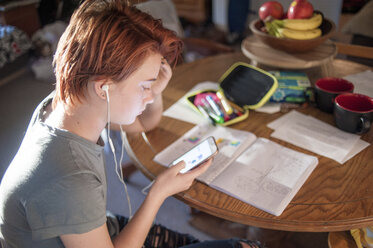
[93,79,109,100]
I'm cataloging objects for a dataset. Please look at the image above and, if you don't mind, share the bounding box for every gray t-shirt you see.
[0,93,119,247]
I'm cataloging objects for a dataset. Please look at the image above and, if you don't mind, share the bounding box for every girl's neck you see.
[45,100,106,143]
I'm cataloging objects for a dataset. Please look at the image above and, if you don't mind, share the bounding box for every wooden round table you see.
[124,52,373,232]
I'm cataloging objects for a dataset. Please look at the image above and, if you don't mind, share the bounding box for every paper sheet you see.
[163,81,219,124]
[267,110,308,129]
[343,70,373,98]
[255,102,281,114]
[267,111,369,164]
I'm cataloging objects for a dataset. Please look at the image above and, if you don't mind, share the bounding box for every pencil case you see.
[186,62,278,126]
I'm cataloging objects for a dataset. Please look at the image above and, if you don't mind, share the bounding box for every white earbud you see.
[102,85,109,91]
[102,85,110,104]
[102,85,109,97]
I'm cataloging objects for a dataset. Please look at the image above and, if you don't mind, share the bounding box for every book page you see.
[153,124,257,184]
[210,138,318,216]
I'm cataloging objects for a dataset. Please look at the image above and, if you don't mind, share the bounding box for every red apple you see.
[259,1,284,20]
[287,0,314,19]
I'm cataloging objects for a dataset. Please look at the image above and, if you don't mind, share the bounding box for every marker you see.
[206,95,224,117]
[200,98,224,123]
[233,107,243,116]
[208,111,224,124]
[214,97,231,121]
[216,91,233,114]
[201,98,214,113]
[197,105,216,125]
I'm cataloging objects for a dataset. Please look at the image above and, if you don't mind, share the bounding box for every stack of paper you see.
[267,110,370,164]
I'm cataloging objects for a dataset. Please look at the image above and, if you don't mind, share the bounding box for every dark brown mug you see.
[334,93,373,134]
[314,78,354,113]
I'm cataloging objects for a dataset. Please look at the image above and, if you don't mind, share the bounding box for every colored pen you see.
[197,105,216,125]
[214,97,231,121]
[208,111,224,124]
[216,91,233,114]
[200,98,224,123]
[206,95,224,117]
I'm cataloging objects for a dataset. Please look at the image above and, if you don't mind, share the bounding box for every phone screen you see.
[172,137,218,174]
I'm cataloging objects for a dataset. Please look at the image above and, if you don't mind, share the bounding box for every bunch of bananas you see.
[265,13,323,40]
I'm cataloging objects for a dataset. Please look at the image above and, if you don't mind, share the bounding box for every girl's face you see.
[108,53,163,125]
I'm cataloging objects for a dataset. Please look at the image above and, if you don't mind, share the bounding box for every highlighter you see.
[216,91,233,114]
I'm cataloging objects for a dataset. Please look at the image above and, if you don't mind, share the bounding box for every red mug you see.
[315,78,354,113]
[334,93,373,134]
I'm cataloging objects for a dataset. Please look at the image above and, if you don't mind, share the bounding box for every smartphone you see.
[171,136,218,174]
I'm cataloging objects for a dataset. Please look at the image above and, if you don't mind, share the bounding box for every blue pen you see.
[206,95,224,117]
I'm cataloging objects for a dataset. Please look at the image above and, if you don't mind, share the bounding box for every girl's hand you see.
[149,159,213,202]
[151,58,172,95]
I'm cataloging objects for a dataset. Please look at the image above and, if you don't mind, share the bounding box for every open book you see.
[154,124,318,216]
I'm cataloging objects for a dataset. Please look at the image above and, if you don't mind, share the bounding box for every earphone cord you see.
[105,88,133,220]
[141,131,157,154]
[137,119,156,195]
[119,125,133,219]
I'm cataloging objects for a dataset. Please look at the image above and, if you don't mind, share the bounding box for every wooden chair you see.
[334,42,373,60]
[328,231,358,248]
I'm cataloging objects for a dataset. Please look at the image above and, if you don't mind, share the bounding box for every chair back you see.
[335,42,373,60]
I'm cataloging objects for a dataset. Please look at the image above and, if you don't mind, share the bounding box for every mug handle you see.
[358,116,372,134]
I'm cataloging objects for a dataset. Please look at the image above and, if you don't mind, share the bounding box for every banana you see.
[280,27,322,40]
[272,13,323,31]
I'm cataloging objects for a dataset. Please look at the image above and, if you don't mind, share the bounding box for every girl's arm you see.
[61,159,212,248]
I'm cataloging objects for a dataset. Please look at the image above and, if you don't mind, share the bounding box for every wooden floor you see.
[189,211,329,248]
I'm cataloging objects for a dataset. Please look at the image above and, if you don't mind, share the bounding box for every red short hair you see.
[53,0,183,105]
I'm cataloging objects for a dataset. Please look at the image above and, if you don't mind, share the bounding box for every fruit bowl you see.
[249,18,336,53]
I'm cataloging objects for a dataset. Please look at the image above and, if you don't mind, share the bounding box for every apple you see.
[287,0,314,19]
[259,1,284,20]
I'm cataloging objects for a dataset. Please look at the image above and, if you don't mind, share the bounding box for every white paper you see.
[267,110,308,130]
[267,111,369,164]
[163,81,219,124]
[255,102,281,114]
[341,139,370,164]
[343,70,373,98]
